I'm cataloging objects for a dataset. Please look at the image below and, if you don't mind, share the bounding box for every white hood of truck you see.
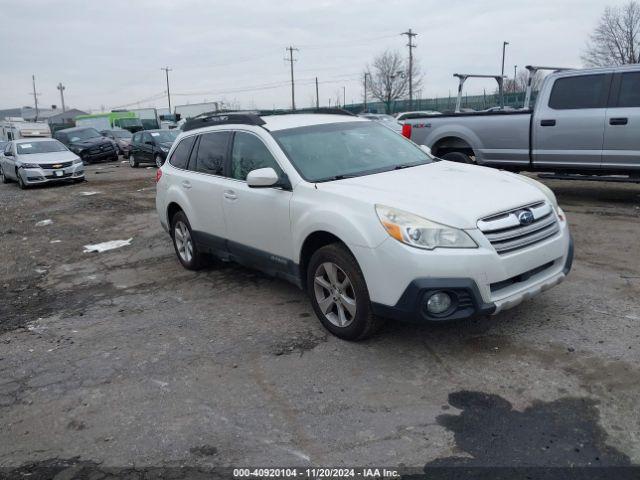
[316,161,548,229]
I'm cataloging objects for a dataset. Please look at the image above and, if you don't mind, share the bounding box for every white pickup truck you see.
[403,65,640,177]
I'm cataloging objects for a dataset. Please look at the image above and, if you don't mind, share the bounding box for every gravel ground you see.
[0,161,639,475]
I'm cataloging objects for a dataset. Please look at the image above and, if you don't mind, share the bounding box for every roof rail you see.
[182,112,266,132]
[259,108,355,117]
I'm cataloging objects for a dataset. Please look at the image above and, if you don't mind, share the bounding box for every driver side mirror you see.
[4,150,13,157]
[247,167,282,188]
[420,145,432,156]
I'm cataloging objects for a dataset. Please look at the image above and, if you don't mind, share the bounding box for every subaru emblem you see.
[517,209,535,226]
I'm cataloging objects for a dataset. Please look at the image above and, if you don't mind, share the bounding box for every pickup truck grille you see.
[477,202,560,254]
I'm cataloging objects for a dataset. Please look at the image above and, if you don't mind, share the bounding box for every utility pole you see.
[363,72,369,112]
[514,65,517,81]
[401,28,417,109]
[31,75,40,121]
[501,41,509,79]
[285,46,298,110]
[315,77,319,109]
[161,66,172,112]
[56,83,66,112]
[343,86,346,108]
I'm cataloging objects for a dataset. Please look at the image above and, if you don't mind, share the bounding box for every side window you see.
[133,133,141,145]
[142,132,152,144]
[548,74,609,110]
[193,131,230,176]
[617,72,640,108]
[230,132,281,181]
[4,143,12,155]
[168,136,196,170]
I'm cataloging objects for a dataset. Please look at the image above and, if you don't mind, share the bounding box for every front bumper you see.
[77,147,117,163]
[357,217,573,323]
[20,164,85,185]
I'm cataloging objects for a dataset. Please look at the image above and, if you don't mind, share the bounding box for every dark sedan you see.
[129,130,179,168]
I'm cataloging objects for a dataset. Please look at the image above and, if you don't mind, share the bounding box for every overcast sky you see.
[0,0,625,113]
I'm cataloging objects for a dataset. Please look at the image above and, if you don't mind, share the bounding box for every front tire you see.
[129,154,138,168]
[441,151,473,163]
[0,165,9,184]
[16,170,27,190]
[170,211,205,270]
[306,243,384,340]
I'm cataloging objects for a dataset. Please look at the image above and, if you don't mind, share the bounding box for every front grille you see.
[478,202,560,254]
[44,172,72,179]
[39,161,72,169]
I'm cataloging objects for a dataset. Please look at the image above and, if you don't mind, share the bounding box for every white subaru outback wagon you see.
[156,111,573,340]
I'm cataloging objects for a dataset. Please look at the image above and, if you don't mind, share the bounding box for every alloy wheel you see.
[174,220,193,263]
[155,155,163,168]
[129,155,135,167]
[313,262,357,327]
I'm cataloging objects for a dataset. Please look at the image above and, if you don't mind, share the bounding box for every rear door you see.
[221,131,294,274]
[182,130,231,254]
[533,72,612,170]
[602,70,640,171]
[141,132,154,163]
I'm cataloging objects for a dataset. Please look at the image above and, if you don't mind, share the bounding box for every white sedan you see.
[0,138,85,189]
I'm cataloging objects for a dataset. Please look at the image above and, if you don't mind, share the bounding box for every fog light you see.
[426,292,452,314]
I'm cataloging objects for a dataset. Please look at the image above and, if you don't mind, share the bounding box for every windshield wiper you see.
[314,173,360,183]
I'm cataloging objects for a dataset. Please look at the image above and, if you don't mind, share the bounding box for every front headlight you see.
[72,158,83,165]
[375,205,477,250]
[20,163,39,169]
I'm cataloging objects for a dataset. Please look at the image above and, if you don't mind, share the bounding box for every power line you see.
[285,46,299,110]
[401,28,417,109]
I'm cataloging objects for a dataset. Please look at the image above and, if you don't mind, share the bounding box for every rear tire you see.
[306,243,384,341]
[129,154,138,168]
[170,211,205,270]
[441,151,473,163]
[155,155,163,168]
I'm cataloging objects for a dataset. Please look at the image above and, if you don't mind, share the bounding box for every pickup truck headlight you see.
[376,205,477,250]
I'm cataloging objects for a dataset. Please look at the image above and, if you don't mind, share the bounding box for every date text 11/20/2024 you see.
[233,468,400,478]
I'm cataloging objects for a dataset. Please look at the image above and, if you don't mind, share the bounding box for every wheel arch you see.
[298,230,354,290]
[166,201,183,229]
[431,135,475,158]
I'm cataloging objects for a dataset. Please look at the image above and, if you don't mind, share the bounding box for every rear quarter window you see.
[616,72,640,108]
[548,74,610,110]
[168,136,196,170]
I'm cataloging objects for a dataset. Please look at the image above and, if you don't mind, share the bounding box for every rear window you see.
[548,74,609,110]
[617,72,640,108]
[168,136,196,170]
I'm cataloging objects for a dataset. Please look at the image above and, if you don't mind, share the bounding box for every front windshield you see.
[69,128,101,142]
[17,141,67,155]
[273,121,432,182]
[113,130,132,139]
[150,130,179,143]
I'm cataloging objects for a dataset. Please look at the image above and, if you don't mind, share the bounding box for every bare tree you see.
[363,50,422,113]
[503,70,546,94]
[583,1,640,66]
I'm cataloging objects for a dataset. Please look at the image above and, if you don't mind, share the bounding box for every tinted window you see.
[132,133,141,144]
[168,136,196,169]
[230,132,280,181]
[548,74,609,110]
[617,72,640,108]
[142,133,153,144]
[193,131,230,175]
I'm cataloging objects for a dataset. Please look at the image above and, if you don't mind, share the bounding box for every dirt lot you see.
[0,161,639,474]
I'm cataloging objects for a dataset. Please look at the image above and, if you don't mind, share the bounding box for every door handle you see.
[223,190,237,201]
[181,180,192,189]
[609,117,628,125]
[540,119,556,127]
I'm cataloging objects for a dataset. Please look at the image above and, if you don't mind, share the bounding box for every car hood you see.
[70,137,111,148]
[316,161,549,229]
[19,151,78,164]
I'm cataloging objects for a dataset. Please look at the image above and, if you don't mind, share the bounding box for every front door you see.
[602,71,640,171]
[533,72,612,170]
[222,131,294,277]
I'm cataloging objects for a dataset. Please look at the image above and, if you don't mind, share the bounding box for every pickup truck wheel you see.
[307,244,384,341]
[129,154,138,168]
[441,151,473,164]
[171,211,205,270]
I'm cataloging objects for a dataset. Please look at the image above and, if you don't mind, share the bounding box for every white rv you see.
[0,118,51,141]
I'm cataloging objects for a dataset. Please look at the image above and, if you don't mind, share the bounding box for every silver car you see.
[0,138,85,189]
